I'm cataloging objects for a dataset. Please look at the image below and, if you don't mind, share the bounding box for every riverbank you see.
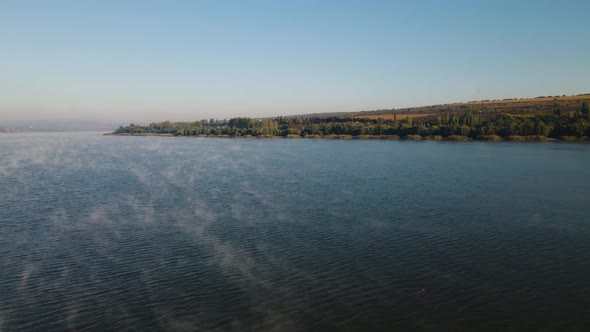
[105,132,590,142]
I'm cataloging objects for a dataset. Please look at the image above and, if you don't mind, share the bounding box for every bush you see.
[445,135,469,141]
[506,135,526,141]
[507,135,549,141]
[524,135,550,141]
[476,135,502,141]
[404,134,422,140]
[560,136,578,141]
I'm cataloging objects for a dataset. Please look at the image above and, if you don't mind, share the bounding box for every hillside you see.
[112,93,590,141]
[354,94,590,120]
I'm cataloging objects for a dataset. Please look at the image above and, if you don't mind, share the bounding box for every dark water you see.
[1,132,590,331]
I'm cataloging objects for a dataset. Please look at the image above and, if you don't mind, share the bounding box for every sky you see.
[1,0,589,123]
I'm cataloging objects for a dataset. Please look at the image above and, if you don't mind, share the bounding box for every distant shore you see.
[109,98,590,142]
[105,133,590,142]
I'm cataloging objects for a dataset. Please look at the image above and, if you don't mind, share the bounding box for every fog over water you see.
[1,132,590,331]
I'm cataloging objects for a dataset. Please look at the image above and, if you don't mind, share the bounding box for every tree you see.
[582,102,589,120]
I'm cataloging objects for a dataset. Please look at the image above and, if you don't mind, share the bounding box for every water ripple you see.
[1,133,590,330]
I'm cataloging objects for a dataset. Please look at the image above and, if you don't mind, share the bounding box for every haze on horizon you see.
[1,0,589,124]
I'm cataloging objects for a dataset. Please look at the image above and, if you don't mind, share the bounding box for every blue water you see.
[1,132,590,331]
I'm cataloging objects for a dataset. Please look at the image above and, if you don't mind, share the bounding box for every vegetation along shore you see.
[112,96,590,142]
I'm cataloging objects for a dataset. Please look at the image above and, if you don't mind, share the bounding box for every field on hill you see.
[355,94,590,119]
[461,94,590,105]
[362,113,437,120]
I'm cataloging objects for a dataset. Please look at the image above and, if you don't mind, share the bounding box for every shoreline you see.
[104,133,589,142]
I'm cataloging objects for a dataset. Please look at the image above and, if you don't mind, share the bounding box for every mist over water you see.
[1,132,590,331]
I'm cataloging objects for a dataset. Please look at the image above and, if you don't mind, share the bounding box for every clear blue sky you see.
[1,0,589,122]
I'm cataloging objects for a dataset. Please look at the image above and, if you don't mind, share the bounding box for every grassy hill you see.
[353,94,590,120]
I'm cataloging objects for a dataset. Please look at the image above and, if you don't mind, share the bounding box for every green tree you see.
[581,102,589,120]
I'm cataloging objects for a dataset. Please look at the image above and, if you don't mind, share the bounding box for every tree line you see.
[114,103,590,140]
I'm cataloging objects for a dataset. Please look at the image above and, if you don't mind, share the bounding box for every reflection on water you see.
[1,132,590,331]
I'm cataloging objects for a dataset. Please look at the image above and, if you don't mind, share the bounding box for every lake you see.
[1,132,589,331]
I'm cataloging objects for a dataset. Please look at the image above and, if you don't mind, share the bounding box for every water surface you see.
[1,132,589,331]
